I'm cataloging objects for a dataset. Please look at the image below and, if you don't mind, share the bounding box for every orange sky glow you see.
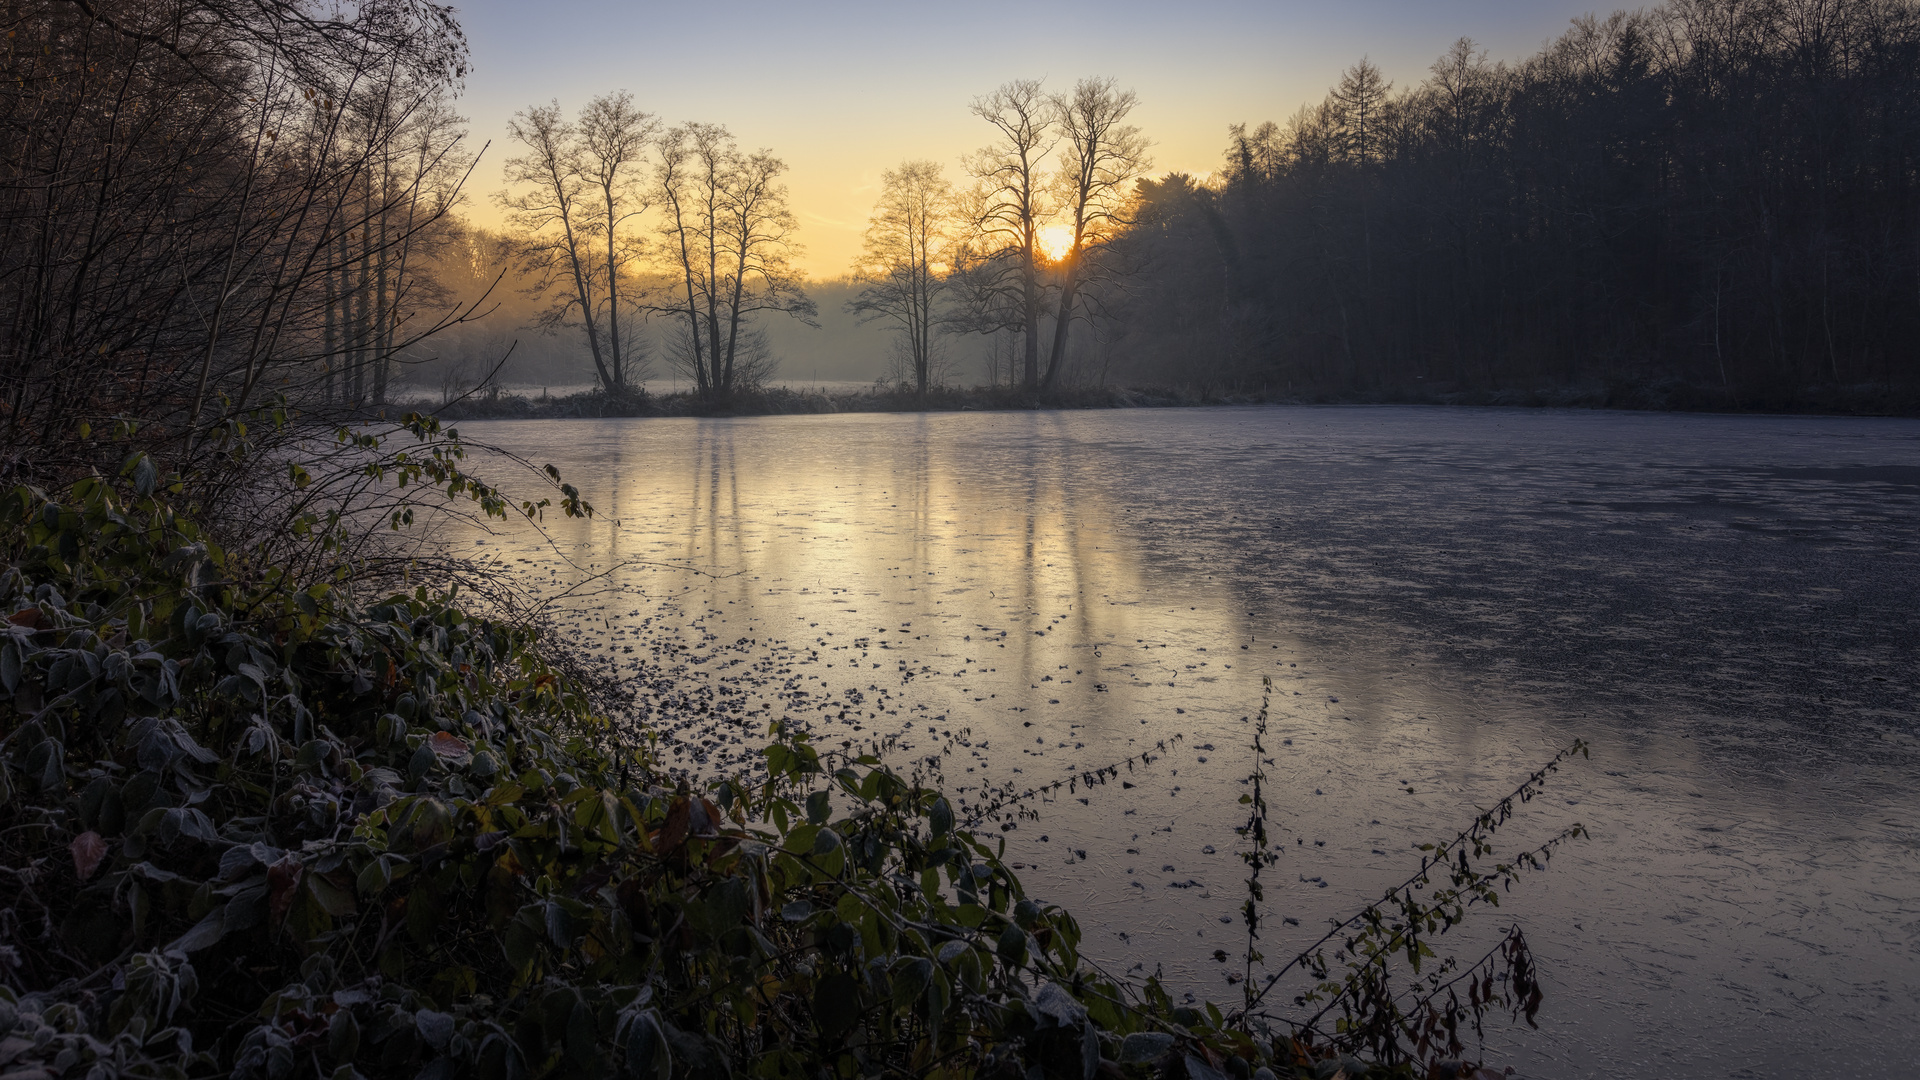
[452,0,1610,278]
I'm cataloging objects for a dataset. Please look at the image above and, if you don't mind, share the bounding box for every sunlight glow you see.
[1037,225,1076,262]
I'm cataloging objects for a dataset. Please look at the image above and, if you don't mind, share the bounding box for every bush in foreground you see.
[0,433,1579,1080]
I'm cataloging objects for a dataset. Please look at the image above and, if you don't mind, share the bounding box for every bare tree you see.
[499,102,616,393]
[1330,57,1393,165]
[0,0,484,483]
[664,321,779,393]
[575,91,659,390]
[1427,39,1499,170]
[849,160,955,397]
[956,79,1056,391]
[364,94,473,405]
[656,122,727,399]
[1042,77,1151,388]
[655,123,814,404]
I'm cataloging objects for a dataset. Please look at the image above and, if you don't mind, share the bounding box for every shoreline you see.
[422,378,1920,422]
[0,457,1567,1080]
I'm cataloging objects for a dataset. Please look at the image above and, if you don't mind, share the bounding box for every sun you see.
[1036,225,1076,262]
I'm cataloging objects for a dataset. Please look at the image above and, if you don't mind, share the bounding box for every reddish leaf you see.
[656,797,690,854]
[428,732,470,761]
[268,854,305,925]
[690,797,722,839]
[70,831,107,880]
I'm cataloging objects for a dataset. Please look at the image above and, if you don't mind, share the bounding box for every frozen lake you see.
[448,406,1919,1078]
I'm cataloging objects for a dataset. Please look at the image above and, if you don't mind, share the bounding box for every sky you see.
[450,0,1613,278]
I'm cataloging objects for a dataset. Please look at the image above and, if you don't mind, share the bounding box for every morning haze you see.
[455,0,1608,278]
[358,0,1920,404]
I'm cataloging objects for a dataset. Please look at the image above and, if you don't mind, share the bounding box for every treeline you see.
[475,77,1149,406]
[1104,0,1920,403]
[11,0,1917,449]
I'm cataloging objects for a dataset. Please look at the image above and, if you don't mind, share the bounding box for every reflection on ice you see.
[450,407,1919,1079]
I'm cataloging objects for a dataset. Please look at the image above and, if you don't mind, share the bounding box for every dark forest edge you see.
[11,0,1918,444]
[1100,0,1920,402]
[424,378,1920,422]
[418,0,1920,410]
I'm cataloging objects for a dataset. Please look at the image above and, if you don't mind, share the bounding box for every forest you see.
[1105,2,1920,407]
[450,0,1920,411]
[10,0,1914,432]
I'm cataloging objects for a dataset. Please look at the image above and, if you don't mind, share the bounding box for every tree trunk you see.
[374,171,390,406]
[1021,238,1040,390]
[605,192,623,391]
[1042,260,1082,389]
[352,192,369,405]
[323,235,338,404]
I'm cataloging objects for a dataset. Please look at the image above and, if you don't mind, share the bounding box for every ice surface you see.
[448,405,1920,1078]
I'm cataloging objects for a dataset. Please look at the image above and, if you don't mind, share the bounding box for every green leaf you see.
[309,874,357,916]
[328,1009,361,1063]
[1014,899,1041,929]
[545,900,573,947]
[997,923,1028,966]
[924,970,950,1045]
[1120,1033,1174,1064]
[504,906,543,973]
[890,958,932,1011]
[625,1011,671,1080]
[564,995,596,1067]
[812,973,862,1040]
[165,906,226,956]
[131,453,158,496]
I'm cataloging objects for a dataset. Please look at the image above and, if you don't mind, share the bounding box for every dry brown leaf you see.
[268,854,305,925]
[70,830,107,880]
[656,797,690,854]
[429,731,469,758]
